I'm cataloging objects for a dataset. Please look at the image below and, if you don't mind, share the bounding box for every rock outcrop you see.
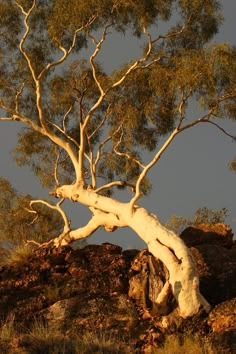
[0,224,235,352]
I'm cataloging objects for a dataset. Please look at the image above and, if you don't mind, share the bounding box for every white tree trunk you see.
[128,207,211,318]
[52,184,211,318]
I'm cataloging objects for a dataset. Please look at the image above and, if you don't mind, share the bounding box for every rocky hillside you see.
[0,224,235,353]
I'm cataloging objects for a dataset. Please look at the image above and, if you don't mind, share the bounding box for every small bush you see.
[2,243,33,265]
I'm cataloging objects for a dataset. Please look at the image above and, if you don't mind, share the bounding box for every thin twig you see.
[95,181,135,193]
[113,131,145,168]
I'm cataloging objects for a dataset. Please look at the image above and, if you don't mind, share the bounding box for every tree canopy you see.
[1,0,235,196]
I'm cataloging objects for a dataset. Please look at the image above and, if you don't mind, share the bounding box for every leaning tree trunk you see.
[52,184,211,318]
[128,207,211,318]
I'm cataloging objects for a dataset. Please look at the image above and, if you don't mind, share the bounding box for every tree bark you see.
[51,184,210,318]
[128,207,211,318]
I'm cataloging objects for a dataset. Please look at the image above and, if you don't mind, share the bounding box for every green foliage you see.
[13,128,75,188]
[193,206,228,224]
[0,0,235,195]
[48,0,175,41]
[165,207,228,234]
[165,215,192,234]
[0,178,64,246]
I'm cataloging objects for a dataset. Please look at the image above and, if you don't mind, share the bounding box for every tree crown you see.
[0,0,235,200]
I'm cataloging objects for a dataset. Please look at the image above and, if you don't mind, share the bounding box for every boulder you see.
[180,224,236,305]
[180,223,234,248]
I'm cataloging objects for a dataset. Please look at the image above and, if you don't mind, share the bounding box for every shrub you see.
[2,243,34,266]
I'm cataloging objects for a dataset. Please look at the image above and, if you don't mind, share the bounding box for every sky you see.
[0,1,236,250]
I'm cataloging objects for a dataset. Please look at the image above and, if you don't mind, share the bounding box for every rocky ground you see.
[0,223,235,353]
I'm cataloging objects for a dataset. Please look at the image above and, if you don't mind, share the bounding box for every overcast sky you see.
[0,1,236,249]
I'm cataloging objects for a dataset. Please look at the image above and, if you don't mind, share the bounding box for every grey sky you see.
[0,1,236,249]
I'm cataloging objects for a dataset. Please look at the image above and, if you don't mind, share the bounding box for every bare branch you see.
[80,21,113,132]
[15,0,50,132]
[152,15,192,44]
[110,28,159,90]
[114,131,145,168]
[26,198,71,234]
[0,103,47,130]
[15,83,25,113]
[184,118,236,140]
[88,111,109,140]
[176,72,203,129]
[88,21,113,96]
[129,128,179,211]
[95,181,135,193]
[15,0,37,82]
[47,120,80,149]
[53,207,127,246]
[53,146,61,186]
[93,120,124,169]
[85,106,112,188]
[178,94,236,135]
[62,104,74,131]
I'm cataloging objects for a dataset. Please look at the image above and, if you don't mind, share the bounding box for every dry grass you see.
[0,314,15,342]
[152,334,214,354]
[78,329,132,353]
[2,243,34,266]
[0,315,132,354]
[0,314,219,354]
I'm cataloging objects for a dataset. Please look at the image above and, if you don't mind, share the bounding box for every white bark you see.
[51,184,210,318]
[128,207,211,318]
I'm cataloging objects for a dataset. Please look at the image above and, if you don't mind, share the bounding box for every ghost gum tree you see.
[0,0,236,317]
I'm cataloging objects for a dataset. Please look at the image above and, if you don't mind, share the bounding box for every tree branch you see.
[15,0,37,82]
[95,181,135,193]
[47,120,80,150]
[113,130,145,168]
[0,105,79,175]
[15,83,25,113]
[130,93,236,212]
[53,146,61,186]
[129,129,179,211]
[26,198,71,234]
[53,206,127,247]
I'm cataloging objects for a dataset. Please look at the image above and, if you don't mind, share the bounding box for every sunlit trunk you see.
[128,207,211,318]
[52,184,211,318]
